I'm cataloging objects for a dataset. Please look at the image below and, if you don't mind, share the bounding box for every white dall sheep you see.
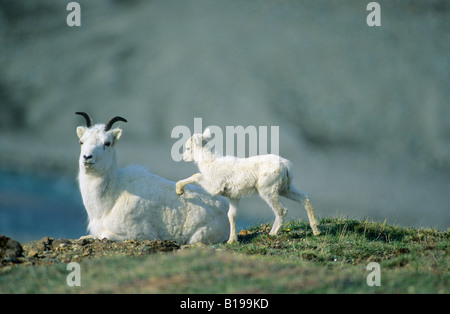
[75,112,229,244]
[176,128,320,243]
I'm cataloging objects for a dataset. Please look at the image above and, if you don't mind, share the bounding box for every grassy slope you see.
[1,217,448,293]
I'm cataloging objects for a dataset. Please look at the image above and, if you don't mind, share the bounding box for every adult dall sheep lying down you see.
[75,112,229,244]
[176,128,321,243]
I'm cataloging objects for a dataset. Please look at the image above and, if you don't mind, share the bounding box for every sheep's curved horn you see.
[75,112,93,128]
[105,116,127,131]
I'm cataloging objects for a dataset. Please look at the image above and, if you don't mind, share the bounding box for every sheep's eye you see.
[105,141,111,147]
[79,141,84,145]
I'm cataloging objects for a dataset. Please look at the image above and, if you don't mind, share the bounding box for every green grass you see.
[1,217,448,293]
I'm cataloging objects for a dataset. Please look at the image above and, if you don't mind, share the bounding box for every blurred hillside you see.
[0,0,449,230]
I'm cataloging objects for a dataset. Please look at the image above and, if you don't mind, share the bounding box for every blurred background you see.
[0,0,449,242]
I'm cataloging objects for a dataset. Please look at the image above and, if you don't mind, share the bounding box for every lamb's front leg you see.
[176,173,203,195]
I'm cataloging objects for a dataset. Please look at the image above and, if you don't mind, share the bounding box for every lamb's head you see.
[75,112,127,175]
[183,128,213,162]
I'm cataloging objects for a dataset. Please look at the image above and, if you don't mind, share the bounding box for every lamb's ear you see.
[193,134,202,146]
[202,127,212,140]
[77,126,87,139]
[111,128,123,143]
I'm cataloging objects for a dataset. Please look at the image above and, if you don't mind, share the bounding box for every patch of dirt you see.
[0,235,180,270]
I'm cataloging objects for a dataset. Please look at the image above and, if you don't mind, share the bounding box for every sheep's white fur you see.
[176,128,320,243]
[76,120,229,244]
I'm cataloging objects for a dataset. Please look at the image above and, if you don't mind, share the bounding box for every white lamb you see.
[75,112,229,244]
[176,128,321,243]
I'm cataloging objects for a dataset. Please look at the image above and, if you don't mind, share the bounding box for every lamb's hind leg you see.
[227,198,239,243]
[260,192,287,235]
[282,186,320,236]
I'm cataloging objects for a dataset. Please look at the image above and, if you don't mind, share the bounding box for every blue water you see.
[0,171,87,243]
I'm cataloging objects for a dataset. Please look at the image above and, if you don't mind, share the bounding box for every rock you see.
[0,235,23,259]
[37,236,54,250]
[53,238,72,248]
[23,236,54,257]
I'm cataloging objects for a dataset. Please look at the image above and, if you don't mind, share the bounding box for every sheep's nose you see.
[83,154,93,161]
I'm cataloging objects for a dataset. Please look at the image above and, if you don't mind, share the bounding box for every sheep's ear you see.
[111,128,123,143]
[77,126,87,139]
[202,127,212,140]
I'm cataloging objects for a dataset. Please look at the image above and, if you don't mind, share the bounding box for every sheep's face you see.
[76,125,122,175]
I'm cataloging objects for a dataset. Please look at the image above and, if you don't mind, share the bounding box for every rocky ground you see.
[0,235,180,272]
[1,218,448,294]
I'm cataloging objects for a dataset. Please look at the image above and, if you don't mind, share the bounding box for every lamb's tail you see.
[280,158,294,189]
[279,159,309,202]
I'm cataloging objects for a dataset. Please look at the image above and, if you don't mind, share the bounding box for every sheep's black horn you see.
[75,112,93,128]
[105,116,127,131]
